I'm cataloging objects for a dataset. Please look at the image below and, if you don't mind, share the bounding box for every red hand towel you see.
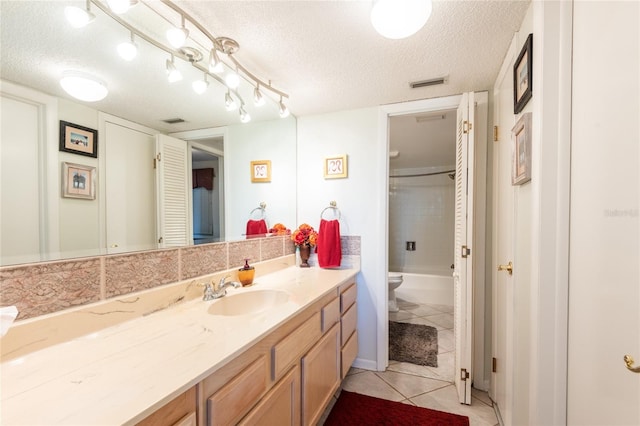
[246,219,268,238]
[317,219,341,268]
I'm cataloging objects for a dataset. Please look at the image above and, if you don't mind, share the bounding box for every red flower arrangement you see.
[269,223,291,235]
[291,223,318,247]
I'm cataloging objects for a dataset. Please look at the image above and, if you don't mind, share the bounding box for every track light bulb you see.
[192,77,208,95]
[64,5,95,28]
[117,36,137,61]
[253,86,265,107]
[225,91,237,111]
[225,71,240,89]
[166,57,182,83]
[209,49,224,74]
[166,26,189,48]
[239,106,251,123]
[278,97,290,118]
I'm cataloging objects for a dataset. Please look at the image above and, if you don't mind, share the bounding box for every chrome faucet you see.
[203,276,241,301]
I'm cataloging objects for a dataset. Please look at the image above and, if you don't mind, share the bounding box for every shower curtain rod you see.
[389,169,455,179]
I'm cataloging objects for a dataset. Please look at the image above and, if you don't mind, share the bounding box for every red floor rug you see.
[324,390,470,426]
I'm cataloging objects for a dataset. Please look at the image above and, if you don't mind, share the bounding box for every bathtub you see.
[391,270,454,306]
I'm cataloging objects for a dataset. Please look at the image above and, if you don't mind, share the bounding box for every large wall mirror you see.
[0,1,297,267]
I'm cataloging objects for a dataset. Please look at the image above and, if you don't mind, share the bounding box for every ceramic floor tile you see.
[402,316,448,331]
[431,303,455,314]
[424,312,455,329]
[397,303,444,317]
[388,310,416,322]
[375,370,451,399]
[346,367,366,376]
[472,388,493,407]
[410,385,499,426]
[437,329,455,353]
[340,371,405,401]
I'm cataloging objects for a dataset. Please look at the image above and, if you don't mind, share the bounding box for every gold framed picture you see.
[250,160,271,182]
[62,162,96,199]
[324,154,348,179]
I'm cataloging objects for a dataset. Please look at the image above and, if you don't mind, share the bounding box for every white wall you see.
[297,107,383,368]
[226,116,297,239]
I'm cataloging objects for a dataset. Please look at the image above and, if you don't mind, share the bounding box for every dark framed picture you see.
[511,112,532,185]
[59,120,98,158]
[62,162,96,199]
[513,33,533,114]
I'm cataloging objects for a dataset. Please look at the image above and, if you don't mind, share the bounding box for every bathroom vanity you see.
[0,258,359,425]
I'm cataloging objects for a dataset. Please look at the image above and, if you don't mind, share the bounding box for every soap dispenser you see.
[238,258,255,286]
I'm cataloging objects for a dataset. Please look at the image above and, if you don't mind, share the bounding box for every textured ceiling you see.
[1,0,529,159]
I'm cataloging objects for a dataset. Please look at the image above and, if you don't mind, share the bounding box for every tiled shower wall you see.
[1,236,360,320]
[389,172,455,274]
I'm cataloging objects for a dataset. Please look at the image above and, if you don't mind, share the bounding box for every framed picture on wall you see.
[62,162,96,199]
[324,154,348,179]
[511,112,532,185]
[250,160,271,182]
[513,33,533,114]
[59,121,98,158]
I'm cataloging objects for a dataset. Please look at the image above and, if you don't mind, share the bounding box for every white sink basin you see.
[207,290,289,316]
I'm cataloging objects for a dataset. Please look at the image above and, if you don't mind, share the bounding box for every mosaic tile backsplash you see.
[0,236,360,320]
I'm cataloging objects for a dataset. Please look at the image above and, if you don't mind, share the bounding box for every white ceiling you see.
[1,0,530,166]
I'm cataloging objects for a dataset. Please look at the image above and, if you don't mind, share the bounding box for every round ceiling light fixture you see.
[370,0,432,40]
[59,71,108,102]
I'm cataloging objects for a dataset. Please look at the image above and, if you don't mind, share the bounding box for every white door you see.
[105,120,156,253]
[490,48,516,424]
[567,2,640,424]
[156,134,190,248]
[453,92,475,404]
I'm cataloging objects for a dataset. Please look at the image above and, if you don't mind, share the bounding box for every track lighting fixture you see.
[166,55,182,83]
[278,96,290,118]
[209,49,224,74]
[192,74,209,94]
[225,91,237,111]
[254,85,265,107]
[64,0,95,28]
[239,106,251,123]
[166,15,189,48]
[69,0,291,123]
[117,32,137,61]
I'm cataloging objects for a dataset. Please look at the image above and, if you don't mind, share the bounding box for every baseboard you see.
[352,357,378,371]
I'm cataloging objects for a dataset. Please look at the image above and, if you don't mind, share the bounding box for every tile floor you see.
[319,300,499,426]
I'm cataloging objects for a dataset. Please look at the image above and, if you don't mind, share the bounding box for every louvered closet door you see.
[156,134,190,248]
[454,92,475,405]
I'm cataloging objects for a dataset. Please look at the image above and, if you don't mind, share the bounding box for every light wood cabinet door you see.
[136,387,196,426]
[301,323,340,426]
[239,366,300,426]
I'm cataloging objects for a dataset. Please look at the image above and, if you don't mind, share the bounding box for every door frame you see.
[377,94,488,390]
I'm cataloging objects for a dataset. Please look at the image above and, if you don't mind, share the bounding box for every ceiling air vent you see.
[409,76,448,89]
[162,118,186,124]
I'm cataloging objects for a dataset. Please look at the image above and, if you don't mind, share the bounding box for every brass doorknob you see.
[497,261,513,275]
[624,355,640,373]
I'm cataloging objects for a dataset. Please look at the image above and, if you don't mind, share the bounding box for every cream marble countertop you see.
[0,263,359,425]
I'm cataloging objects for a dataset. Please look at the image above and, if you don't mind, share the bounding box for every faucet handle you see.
[217,275,231,289]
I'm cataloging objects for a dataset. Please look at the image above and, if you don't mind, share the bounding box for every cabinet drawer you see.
[272,312,321,380]
[321,297,340,333]
[341,302,357,347]
[173,412,196,426]
[239,366,300,426]
[340,283,357,313]
[341,330,358,378]
[136,387,196,426]
[207,356,268,426]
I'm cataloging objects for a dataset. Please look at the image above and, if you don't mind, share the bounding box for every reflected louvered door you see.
[454,92,475,405]
[156,134,190,248]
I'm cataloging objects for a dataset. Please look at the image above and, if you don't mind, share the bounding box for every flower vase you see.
[299,245,311,268]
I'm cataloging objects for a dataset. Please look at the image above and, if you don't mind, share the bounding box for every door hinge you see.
[463,120,469,134]
[461,245,471,258]
[153,153,161,169]
[460,368,470,381]
[493,125,499,142]
[158,236,163,244]
[492,357,497,373]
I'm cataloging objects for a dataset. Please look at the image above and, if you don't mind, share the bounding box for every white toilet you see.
[388,273,404,312]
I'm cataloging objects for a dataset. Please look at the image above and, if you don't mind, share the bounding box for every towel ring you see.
[249,202,267,219]
[320,201,341,220]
